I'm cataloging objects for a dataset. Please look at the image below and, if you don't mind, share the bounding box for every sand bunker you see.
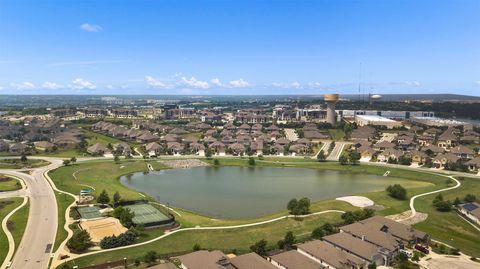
[336,196,374,208]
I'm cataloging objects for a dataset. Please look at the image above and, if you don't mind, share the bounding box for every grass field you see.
[7,198,29,255]
[0,175,22,192]
[0,158,50,169]
[49,157,480,266]
[0,198,23,264]
[61,212,343,268]
[53,192,76,252]
[328,129,346,140]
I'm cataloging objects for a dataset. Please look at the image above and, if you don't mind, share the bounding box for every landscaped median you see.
[47,157,480,268]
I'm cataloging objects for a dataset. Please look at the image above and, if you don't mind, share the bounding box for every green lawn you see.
[7,198,29,254]
[328,129,346,140]
[0,158,50,169]
[0,198,23,264]
[414,177,480,257]
[83,129,124,147]
[50,157,480,267]
[60,212,343,268]
[53,192,76,252]
[0,175,22,192]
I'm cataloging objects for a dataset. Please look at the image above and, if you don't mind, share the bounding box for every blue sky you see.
[0,0,479,95]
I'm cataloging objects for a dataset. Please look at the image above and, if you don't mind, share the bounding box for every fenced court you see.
[80,217,128,242]
[123,203,173,227]
[77,206,102,219]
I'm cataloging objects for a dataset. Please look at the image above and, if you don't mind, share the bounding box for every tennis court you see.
[77,206,102,219]
[124,203,170,225]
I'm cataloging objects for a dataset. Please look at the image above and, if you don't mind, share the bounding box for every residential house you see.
[112,142,132,156]
[145,142,162,157]
[87,143,109,156]
[458,203,480,225]
[408,150,430,164]
[230,253,277,269]
[437,130,458,149]
[210,141,226,156]
[34,141,55,151]
[466,157,480,172]
[229,143,246,156]
[432,153,460,169]
[0,140,9,152]
[450,145,475,159]
[377,149,403,163]
[9,143,27,154]
[136,133,160,143]
[167,142,184,155]
[296,240,366,269]
[268,250,324,269]
[190,142,206,156]
[322,232,387,266]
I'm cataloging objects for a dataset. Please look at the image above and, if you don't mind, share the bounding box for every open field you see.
[328,129,346,140]
[0,158,50,169]
[0,198,23,264]
[61,212,343,268]
[414,176,480,257]
[0,175,21,192]
[8,198,29,254]
[53,192,75,252]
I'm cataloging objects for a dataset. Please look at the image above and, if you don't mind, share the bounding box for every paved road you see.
[326,141,350,161]
[0,158,63,269]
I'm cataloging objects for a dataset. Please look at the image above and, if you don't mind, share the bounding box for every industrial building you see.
[354,115,402,129]
[338,110,434,120]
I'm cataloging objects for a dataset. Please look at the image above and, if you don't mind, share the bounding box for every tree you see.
[143,251,158,265]
[114,155,120,163]
[97,190,110,204]
[317,150,326,162]
[70,157,77,164]
[435,200,452,212]
[20,154,27,163]
[386,184,407,200]
[213,159,220,165]
[63,159,71,166]
[311,227,325,239]
[205,148,213,159]
[464,194,476,203]
[67,230,92,253]
[248,157,256,166]
[287,199,298,213]
[250,239,268,256]
[112,206,135,227]
[368,262,377,269]
[113,191,121,204]
[339,154,348,165]
[278,231,295,250]
[193,243,201,251]
[348,151,361,165]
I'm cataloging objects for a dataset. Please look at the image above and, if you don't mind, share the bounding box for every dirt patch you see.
[160,159,209,169]
[80,217,127,243]
[386,210,428,225]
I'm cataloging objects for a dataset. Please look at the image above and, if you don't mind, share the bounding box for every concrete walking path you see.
[57,210,346,265]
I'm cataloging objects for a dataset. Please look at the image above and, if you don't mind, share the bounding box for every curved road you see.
[0,157,63,269]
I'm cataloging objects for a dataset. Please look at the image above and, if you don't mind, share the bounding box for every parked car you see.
[415,244,429,254]
[399,249,413,258]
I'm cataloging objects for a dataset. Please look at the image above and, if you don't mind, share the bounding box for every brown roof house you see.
[466,157,480,172]
[34,141,55,151]
[87,143,110,156]
[268,250,324,269]
[296,240,366,269]
[145,142,162,157]
[450,145,475,159]
[432,153,460,169]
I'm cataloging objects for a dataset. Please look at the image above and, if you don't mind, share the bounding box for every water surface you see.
[120,166,401,219]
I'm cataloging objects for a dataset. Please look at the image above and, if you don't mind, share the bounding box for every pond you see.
[120,166,406,219]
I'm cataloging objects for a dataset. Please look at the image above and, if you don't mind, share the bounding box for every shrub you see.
[386,184,407,200]
[464,194,476,203]
[250,239,268,256]
[112,206,135,228]
[248,157,256,166]
[287,197,310,215]
[99,230,137,249]
[67,230,92,253]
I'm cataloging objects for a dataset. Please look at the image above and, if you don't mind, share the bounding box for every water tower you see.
[324,94,339,125]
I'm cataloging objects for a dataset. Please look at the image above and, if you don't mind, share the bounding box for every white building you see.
[355,115,402,129]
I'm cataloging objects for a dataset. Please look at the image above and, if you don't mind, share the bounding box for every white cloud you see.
[406,81,420,87]
[475,81,480,87]
[308,82,322,88]
[179,76,209,89]
[210,78,222,87]
[106,84,114,89]
[79,23,102,32]
[272,81,303,89]
[145,76,168,88]
[0,86,3,91]
[11,81,35,90]
[70,78,96,90]
[42,81,62,89]
[229,79,250,88]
